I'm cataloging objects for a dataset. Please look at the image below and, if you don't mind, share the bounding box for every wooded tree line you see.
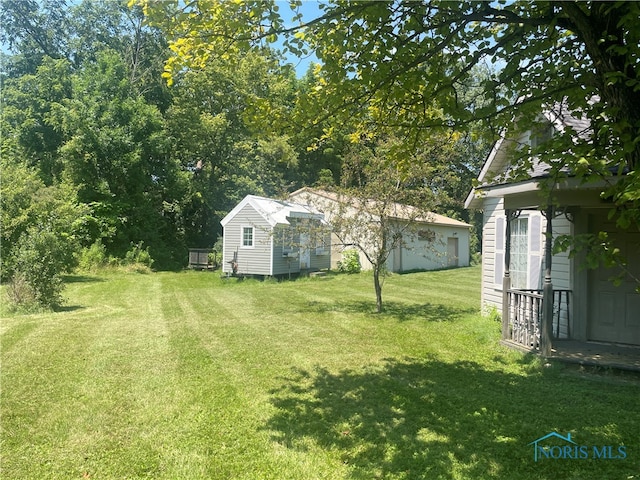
[138,1,639,235]
[9,0,637,310]
[1,0,484,288]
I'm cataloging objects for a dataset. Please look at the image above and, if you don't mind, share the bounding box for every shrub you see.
[78,240,109,271]
[337,249,362,274]
[8,226,77,309]
[486,306,501,323]
[5,271,38,311]
[122,242,154,273]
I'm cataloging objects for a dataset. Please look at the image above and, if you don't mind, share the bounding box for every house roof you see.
[220,194,325,228]
[290,187,472,228]
[464,100,593,210]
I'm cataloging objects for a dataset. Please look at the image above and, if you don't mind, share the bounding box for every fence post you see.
[502,210,512,340]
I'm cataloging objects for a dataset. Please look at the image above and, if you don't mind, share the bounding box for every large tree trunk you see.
[560,2,640,172]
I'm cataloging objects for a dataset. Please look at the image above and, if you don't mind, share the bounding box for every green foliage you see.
[8,226,78,310]
[1,2,187,270]
[315,168,335,188]
[0,159,87,281]
[553,232,638,287]
[77,240,109,272]
[337,249,361,274]
[123,242,154,272]
[207,238,224,269]
[485,305,501,323]
[138,0,640,243]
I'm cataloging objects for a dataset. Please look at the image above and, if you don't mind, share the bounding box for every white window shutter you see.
[494,216,505,285]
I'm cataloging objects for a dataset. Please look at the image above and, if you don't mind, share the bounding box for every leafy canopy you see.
[136,0,640,229]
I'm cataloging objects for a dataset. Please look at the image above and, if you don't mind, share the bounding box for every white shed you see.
[290,188,472,272]
[220,195,330,276]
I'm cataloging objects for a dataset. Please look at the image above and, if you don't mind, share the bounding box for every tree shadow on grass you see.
[306,300,476,322]
[265,357,640,479]
[62,274,105,284]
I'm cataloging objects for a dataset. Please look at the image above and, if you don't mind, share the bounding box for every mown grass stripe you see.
[2,266,639,480]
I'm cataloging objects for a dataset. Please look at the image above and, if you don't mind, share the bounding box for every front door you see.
[588,218,640,345]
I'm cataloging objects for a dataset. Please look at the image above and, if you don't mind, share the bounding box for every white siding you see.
[547,215,573,338]
[480,198,572,322]
[391,224,470,272]
[222,204,273,276]
[481,197,504,312]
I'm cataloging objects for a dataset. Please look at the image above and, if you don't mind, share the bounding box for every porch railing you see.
[506,289,572,350]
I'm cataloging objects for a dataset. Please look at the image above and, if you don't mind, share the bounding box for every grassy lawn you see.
[1,266,639,479]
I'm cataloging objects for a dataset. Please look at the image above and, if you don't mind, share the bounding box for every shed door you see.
[588,220,640,345]
[392,243,402,273]
[447,237,459,267]
[299,233,310,269]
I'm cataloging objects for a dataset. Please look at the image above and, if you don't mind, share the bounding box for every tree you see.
[54,49,186,267]
[312,135,453,312]
[2,0,188,268]
[136,0,640,233]
[166,49,302,248]
[0,56,72,184]
[1,160,87,309]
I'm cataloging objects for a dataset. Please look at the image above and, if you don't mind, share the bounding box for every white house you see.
[465,104,640,352]
[220,195,331,277]
[290,187,472,272]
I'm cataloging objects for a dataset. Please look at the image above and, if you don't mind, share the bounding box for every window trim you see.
[241,225,254,248]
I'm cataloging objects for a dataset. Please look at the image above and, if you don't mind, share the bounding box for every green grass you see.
[1,266,639,479]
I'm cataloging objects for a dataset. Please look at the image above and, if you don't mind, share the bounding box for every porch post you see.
[541,204,554,356]
[502,209,513,340]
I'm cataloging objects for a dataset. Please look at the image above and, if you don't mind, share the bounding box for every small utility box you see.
[188,248,214,270]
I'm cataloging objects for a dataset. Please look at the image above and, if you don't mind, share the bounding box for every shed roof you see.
[290,187,471,228]
[220,194,325,228]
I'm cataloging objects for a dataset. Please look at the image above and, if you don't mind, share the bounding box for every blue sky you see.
[276,0,324,76]
[0,1,324,76]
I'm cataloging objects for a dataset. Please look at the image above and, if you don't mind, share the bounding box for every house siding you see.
[480,196,573,335]
[481,197,504,312]
[222,204,273,276]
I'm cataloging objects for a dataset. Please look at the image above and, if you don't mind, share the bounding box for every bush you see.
[486,306,501,323]
[8,226,78,310]
[5,271,38,311]
[78,240,109,271]
[122,242,154,273]
[337,249,362,274]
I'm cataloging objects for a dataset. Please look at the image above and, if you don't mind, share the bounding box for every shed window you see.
[242,226,254,247]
